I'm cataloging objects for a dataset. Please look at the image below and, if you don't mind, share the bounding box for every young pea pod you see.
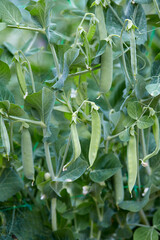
[113,169,124,205]
[127,128,137,194]
[15,60,28,97]
[21,126,34,180]
[89,108,101,167]
[141,114,159,164]
[95,4,113,93]
[63,122,81,170]
[87,20,96,42]
[1,116,10,156]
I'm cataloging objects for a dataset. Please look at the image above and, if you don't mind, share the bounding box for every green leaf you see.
[146,83,160,97]
[0,101,26,117]
[95,40,107,58]
[25,87,55,124]
[54,158,88,182]
[137,116,154,129]
[127,102,142,120]
[153,209,160,231]
[119,128,130,142]
[0,22,6,31]
[0,168,24,202]
[53,48,79,90]
[53,228,74,240]
[89,154,121,182]
[0,0,22,25]
[133,227,158,240]
[119,189,150,212]
[0,60,11,84]
[151,60,160,84]
[0,85,14,103]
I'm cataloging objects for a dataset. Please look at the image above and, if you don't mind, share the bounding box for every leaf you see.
[151,60,160,84]
[0,85,14,103]
[119,189,150,212]
[153,209,160,231]
[26,0,54,28]
[119,128,130,142]
[0,22,6,31]
[0,168,24,202]
[25,87,55,125]
[0,0,22,25]
[53,228,74,240]
[127,102,142,120]
[89,153,121,182]
[95,40,107,58]
[146,83,160,97]
[54,158,88,182]
[137,116,154,129]
[53,48,79,90]
[133,227,158,240]
[0,60,11,83]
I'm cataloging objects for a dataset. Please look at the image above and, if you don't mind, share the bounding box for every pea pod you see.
[63,122,81,169]
[127,128,137,194]
[142,114,159,163]
[21,126,34,180]
[1,116,10,156]
[87,21,96,42]
[113,169,124,205]
[89,109,101,167]
[95,4,113,93]
[15,60,27,97]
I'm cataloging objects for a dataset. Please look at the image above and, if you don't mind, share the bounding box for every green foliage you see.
[0,0,160,239]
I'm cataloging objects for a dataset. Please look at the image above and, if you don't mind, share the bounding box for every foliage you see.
[0,0,160,239]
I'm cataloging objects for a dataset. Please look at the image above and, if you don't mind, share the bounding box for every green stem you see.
[136,127,141,195]
[57,134,71,177]
[97,230,102,240]
[43,129,55,180]
[153,0,160,19]
[7,25,45,34]
[49,43,61,79]
[10,121,14,153]
[9,115,46,128]
[106,0,123,26]
[51,198,57,231]
[90,220,94,238]
[120,20,133,87]
[139,209,150,226]
[19,50,36,93]
[140,129,151,175]
[68,65,100,78]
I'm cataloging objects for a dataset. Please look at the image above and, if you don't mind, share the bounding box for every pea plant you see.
[0,0,160,239]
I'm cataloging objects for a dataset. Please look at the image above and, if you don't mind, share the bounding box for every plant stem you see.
[90,220,94,238]
[9,116,46,128]
[57,134,71,177]
[49,43,61,79]
[140,129,152,175]
[139,209,150,226]
[10,121,14,152]
[136,127,141,195]
[68,66,100,78]
[43,129,55,180]
[7,25,45,34]
[153,0,160,19]
[19,50,36,93]
[51,198,57,231]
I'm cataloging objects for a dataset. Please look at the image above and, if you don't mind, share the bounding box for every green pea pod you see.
[63,122,81,169]
[127,129,137,194]
[87,22,96,42]
[89,109,101,167]
[142,114,159,163]
[15,60,27,96]
[1,116,10,156]
[21,127,34,180]
[113,169,124,205]
[95,4,113,93]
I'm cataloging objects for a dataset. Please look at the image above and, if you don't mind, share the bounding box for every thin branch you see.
[7,25,45,34]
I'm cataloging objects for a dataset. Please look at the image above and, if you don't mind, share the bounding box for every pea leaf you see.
[146,83,160,97]
[0,0,22,25]
[119,189,150,212]
[137,116,154,129]
[53,229,74,240]
[53,158,88,182]
[133,227,158,240]
[0,22,6,31]
[127,102,142,120]
[153,209,160,231]
[0,85,14,103]
[0,168,24,202]
[0,60,11,83]
[25,87,55,125]
[89,154,121,182]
